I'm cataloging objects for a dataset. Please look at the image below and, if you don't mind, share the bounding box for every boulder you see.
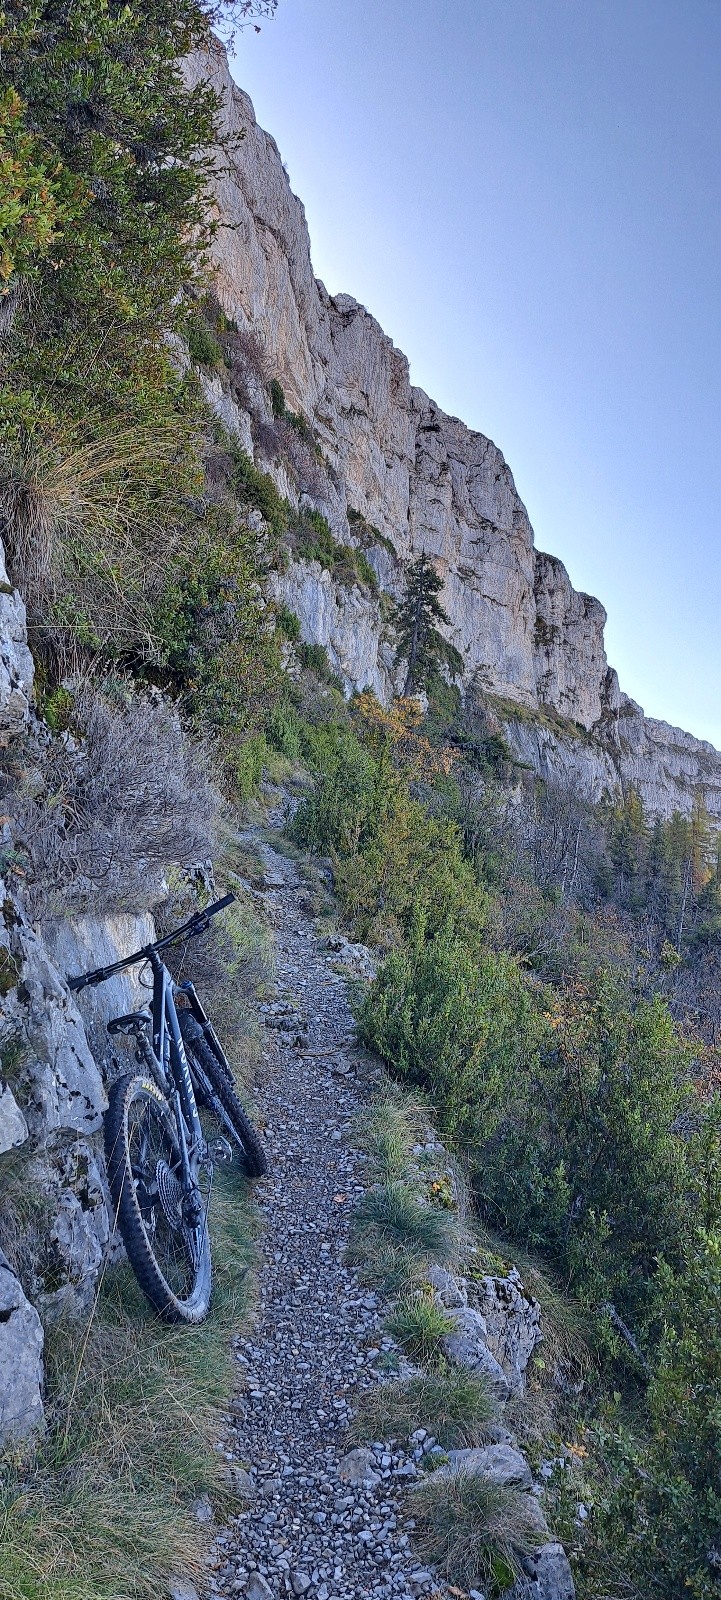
[427,1261,467,1309]
[447,1443,533,1491]
[510,1540,576,1599]
[337,1446,381,1486]
[0,537,34,745]
[0,1082,28,1153]
[0,1249,44,1445]
[470,1269,542,1394]
[6,925,106,1140]
[442,1307,512,1401]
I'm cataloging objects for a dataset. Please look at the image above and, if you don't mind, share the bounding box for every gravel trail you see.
[207,834,449,1600]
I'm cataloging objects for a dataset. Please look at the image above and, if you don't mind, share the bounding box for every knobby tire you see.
[104,1073,212,1323]
[179,1014,267,1178]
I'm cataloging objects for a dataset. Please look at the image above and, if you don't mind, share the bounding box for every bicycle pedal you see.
[207,1137,233,1164]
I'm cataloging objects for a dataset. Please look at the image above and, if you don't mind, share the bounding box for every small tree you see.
[393,553,463,696]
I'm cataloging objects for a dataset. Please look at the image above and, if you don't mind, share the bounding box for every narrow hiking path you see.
[205,828,451,1600]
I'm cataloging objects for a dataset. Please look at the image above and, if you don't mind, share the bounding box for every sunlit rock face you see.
[186,42,721,819]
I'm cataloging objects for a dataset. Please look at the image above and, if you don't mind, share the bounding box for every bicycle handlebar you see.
[66,893,236,992]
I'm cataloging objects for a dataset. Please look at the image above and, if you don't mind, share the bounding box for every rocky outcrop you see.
[0,538,33,744]
[186,40,721,821]
[0,534,161,1434]
[469,1268,543,1396]
[0,1248,44,1443]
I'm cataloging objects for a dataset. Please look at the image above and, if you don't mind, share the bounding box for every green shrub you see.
[291,723,379,854]
[286,408,315,444]
[265,701,303,760]
[274,604,301,641]
[156,513,282,742]
[270,377,286,417]
[187,315,223,369]
[231,448,290,547]
[357,928,539,1156]
[229,734,269,801]
[292,509,377,591]
[296,640,339,684]
[334,793,485,947]
[354,547,379,592]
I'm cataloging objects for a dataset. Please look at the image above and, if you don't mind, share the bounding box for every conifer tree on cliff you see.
[393,553,464,696]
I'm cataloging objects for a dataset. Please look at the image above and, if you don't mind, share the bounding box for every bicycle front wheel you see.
[104,1074,212,1323]
[179,1013,267,1179]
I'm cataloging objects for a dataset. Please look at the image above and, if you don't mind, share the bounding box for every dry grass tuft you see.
[353,1093,429,1183]
[349,1182,460,1266]
[0,424,200,670]
[5,684,220,917]
[353,1365,497,1450]
[412,1466,542,1591]
[385,1290,455,1367]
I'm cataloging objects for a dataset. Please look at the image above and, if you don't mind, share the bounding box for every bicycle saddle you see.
[107,1012,151,1036]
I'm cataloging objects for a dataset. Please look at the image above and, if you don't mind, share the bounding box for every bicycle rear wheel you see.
[105,1074,212,1323]
[179,1013,267,1179]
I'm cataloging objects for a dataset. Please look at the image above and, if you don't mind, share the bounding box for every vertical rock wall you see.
[186,40,721,821]
[0,537,158,1443]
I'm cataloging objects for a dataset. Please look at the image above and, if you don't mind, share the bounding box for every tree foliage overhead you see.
[0,0,283,713]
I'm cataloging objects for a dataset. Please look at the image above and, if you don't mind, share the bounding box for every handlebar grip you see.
[67,969,101,992]
[204,892,236,917]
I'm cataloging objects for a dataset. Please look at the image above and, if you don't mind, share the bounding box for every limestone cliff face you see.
[187,43,721,820]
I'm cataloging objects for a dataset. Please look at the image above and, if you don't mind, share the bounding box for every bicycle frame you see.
[147,951,205,1199]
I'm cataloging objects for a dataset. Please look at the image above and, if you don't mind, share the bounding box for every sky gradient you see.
[232,0,721,747]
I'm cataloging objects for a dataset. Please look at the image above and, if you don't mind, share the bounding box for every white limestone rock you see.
[0,536,34,744]
[470,1269,543,1396]
[0,1249,44,1445]
[510,1540,576,1599]
[185,39,721,822]
[442,1307,512,1401]
[426,1262,467,1310]
[0,1083,28,1153]
[5,924,106,1140]
[446,1443,533,1490]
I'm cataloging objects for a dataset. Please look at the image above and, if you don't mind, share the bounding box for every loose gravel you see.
[205,834,453,1600]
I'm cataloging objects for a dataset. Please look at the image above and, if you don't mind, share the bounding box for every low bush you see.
[156,507,282,747]
[274,604,301,642]
[265,700,303,760]
[356,928,540,1158]
[231,447,290,549]
[291,508,378,592]
[270,377,286,417]
[412,1468,541,1592]
[186,314,224,369]
[6,685,220,916]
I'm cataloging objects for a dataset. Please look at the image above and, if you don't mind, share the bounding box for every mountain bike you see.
[67,894,267,1324]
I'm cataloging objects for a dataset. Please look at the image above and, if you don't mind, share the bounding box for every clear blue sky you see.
[232,0,721,747]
